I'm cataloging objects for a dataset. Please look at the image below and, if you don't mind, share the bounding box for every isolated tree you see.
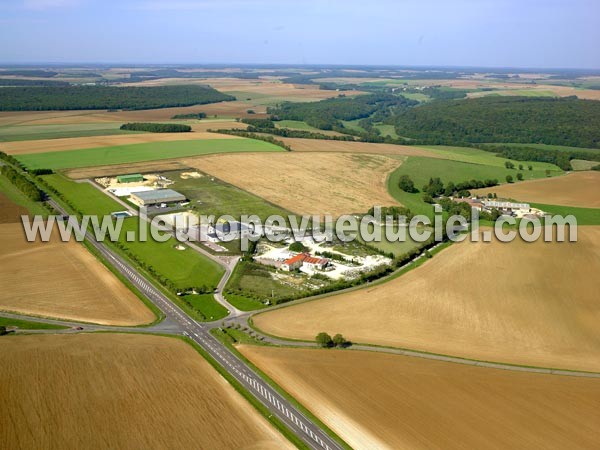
[0,326,6,336]
[528,165,533,171]
[516,173,524,181]
[504,161,515,169]
[332,333,347,347]
[518,164,524,170]
[398,175,417,193]
[506,175,514,183]
[316,332,333,348]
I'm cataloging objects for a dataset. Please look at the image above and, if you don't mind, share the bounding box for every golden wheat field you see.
[278,137,442,157]
[184,152,402,216]
[473,171,600,208]
[0,223,155,325]
[0,334,291,450]
[3,131,239,155]
[239,346,600,450]
[254,227,600,371]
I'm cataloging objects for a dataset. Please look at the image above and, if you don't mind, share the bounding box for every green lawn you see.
[0,317,68,330]
[388,156,562,217]
[0,123,139,142]
[181,294,228,321]
[166,170,291,221]
[42,174,224,290]
[400,92,430,102]
[17,137,284,170]
[0,175,48,217]
[224,293,270,311]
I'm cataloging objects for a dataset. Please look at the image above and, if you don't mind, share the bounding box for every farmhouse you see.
[117,173,144,183]
[281,253,329,272]
[129,189,186,206]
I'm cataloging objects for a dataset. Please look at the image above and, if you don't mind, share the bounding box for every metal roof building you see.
[129,189,186,206]
[117,173,144,183]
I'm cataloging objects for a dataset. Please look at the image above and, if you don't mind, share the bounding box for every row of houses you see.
[455,197,544,218]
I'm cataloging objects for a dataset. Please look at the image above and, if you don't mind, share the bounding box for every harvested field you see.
[0,334,291,450]
[0,192,28,224]
[254,227,600,372]
[0,223,155,325]
[279,137,441,158]
[240,346,600,450]
[184,152,402,216]
[473,171,600,209]
[3,131,239,155]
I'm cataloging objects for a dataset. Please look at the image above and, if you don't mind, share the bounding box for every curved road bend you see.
[47,199,342,450]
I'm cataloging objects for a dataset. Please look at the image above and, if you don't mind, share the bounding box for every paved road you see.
[46,199,343,450]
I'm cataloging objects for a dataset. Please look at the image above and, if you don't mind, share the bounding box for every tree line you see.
[207,129,292,151]
[120,123,191,133]
[171,112,207,119]
[0,165,43,201]
[0,85,234,111]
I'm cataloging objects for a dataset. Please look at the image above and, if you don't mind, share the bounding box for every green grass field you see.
[275,120,319,131]
[570,159,599,171]
[17,137,284,170]
[374,124,399,139]
[0,123,139,142]
[424,146,564,172]
[224,293,270,311]
[388,155,563,216]
[166,170,292,221]
[533,203,600,226]
[181,294,228,321]
[0,317,68,330]
[42,174,224,290]
[340,119,366,133]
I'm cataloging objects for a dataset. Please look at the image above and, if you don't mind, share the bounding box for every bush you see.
[289,241,306,252]
[506,175,514,183]
[516,172,524,181]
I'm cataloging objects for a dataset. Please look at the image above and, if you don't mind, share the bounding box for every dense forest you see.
[392,96,600,148]
[120,123,191,133]
[0,85,234,111]
[269,93,417,130]
[0,69,58,77]
[0,79,70,86]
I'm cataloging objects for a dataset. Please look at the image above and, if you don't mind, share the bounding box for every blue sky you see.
[0,0,598,69]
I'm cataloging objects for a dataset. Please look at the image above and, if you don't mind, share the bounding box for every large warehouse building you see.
[129,189,186,206]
